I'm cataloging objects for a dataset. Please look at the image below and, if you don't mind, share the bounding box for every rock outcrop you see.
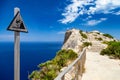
[30,28,117,80]
[61,28,117,80]
[62,28,116,53]
[62,29,83,53]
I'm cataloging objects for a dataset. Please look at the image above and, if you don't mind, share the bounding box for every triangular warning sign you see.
[7,11,28,33]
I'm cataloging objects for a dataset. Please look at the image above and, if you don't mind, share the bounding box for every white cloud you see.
[0,34,13,41]
[57,31,65,34]
[114,11,120,15]
[59,12,79,24]
[83,16,92,21]
[88,0,120,14]
[59,0,120,24]
[0,35,13,39]
[85,18,107,26]
[59,0,93,24]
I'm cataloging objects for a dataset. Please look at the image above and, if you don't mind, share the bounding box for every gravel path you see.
[82,52,120,80]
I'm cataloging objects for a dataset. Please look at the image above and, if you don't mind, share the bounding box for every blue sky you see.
[0,0,120,42]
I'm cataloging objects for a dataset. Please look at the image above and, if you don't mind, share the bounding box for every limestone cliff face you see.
[60,29,117,80]
[62,29,84,53]
[62,29,116,53]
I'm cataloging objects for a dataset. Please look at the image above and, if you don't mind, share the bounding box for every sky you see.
[0,0,120,42]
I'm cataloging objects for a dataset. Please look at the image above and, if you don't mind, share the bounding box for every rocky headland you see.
[29,28,119,80]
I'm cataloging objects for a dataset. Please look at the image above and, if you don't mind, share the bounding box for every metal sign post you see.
[7,7,28,80]
[14,8,20,80]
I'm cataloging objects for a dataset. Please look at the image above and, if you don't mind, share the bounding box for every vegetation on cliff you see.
[100,41,120,59]
[83,42,92,47]
[103,33,113,39]
[29,49,78,80]
[95,37,103,41]
[79,30,88,39]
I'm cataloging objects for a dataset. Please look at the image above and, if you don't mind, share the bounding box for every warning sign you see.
[7,11,28,33]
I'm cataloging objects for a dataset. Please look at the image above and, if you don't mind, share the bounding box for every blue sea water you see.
[0,42,62,80]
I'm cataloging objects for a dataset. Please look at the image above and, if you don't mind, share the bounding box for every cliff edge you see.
[62,28,116,53]
[29,28,118,80]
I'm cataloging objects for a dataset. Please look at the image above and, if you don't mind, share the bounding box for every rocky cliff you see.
[29,28,117,80]
[62,29,116,53]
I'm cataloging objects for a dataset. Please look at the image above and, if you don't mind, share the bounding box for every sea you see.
[0,42,62,80]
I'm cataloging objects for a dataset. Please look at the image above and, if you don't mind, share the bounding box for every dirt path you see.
[82,51,120,80]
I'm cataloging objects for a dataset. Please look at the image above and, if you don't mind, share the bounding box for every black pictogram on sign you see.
[7,11,28,33]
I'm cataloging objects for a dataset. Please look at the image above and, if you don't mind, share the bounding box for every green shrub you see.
[100,41,120,59]
[79,30,88,39]
[29,49,78,80]
[29,71,40,79]
[56,49,78,66]
[83,42,92,47]
[102,41,109,44]
[103,34,113,39]
[96,32,100,34]
[95,37,103,41]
